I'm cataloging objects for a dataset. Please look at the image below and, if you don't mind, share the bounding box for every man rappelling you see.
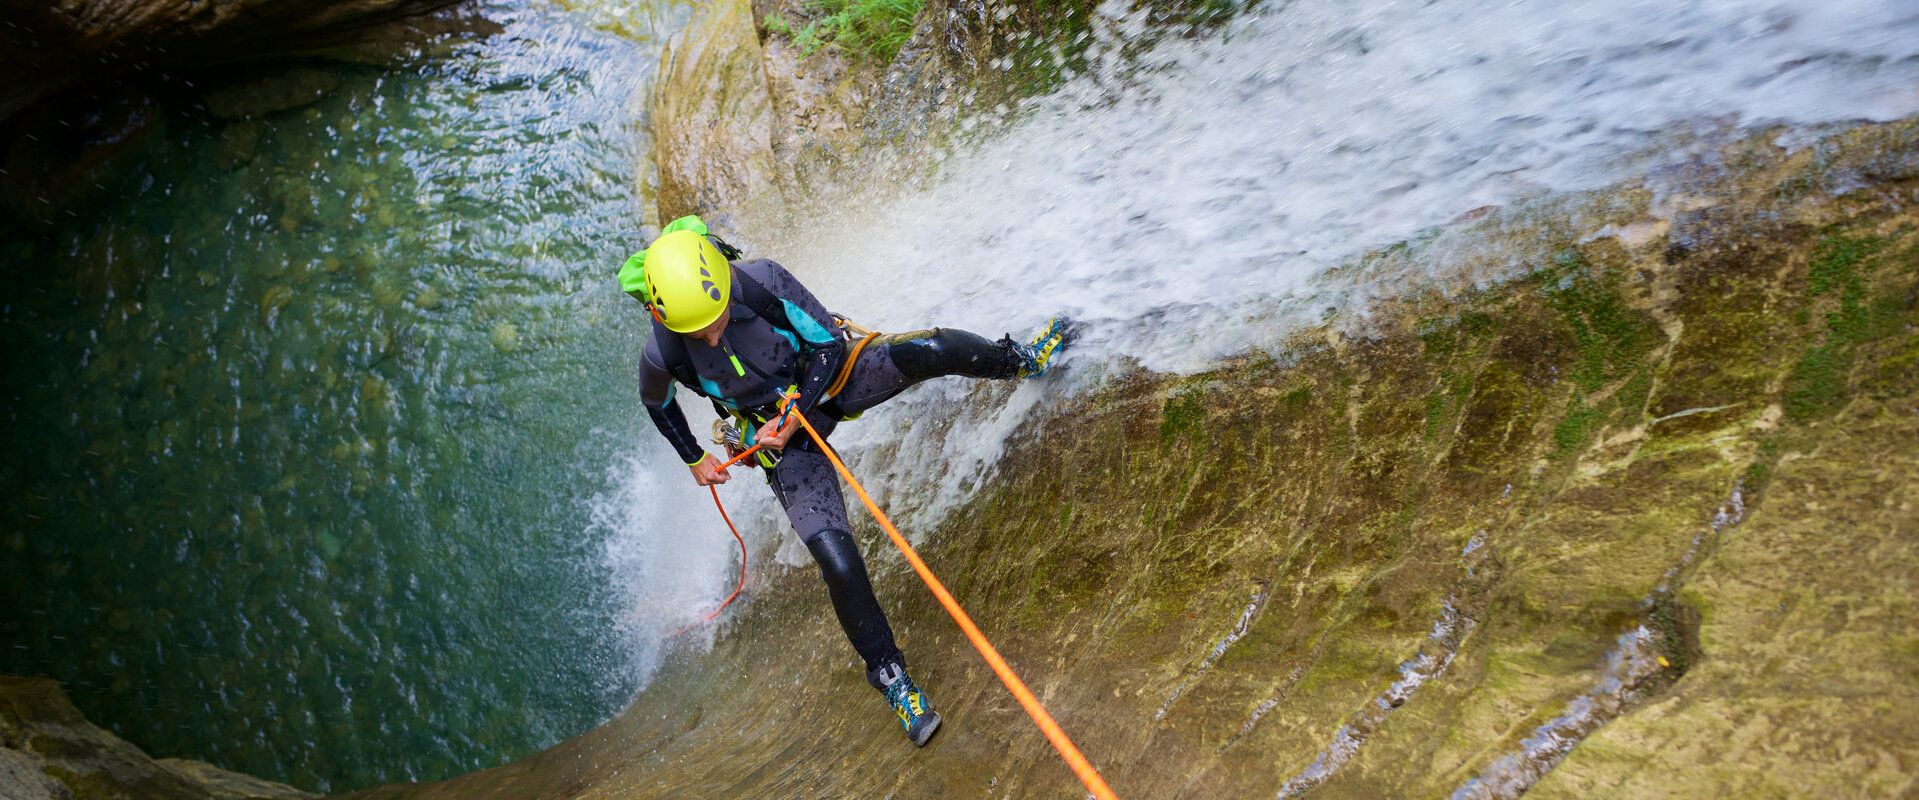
[620,216,1070,746]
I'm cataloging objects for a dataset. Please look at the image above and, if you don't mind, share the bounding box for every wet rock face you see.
[649,0,1213,232]
[202,68,344,121]
[0,676,316,800]
[0,0,464,120]
[650,0,783,230]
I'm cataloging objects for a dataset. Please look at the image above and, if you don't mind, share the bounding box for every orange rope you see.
[671,415,788,635]
[778,395,1120,800]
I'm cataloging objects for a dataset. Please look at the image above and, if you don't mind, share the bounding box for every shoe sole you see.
[910,712,943,746]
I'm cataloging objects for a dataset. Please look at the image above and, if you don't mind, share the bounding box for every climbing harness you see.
[774,393,1120,800]
[824,315,881,402]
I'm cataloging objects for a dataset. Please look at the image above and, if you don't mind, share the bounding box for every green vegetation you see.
[1617,368,1653,419]
[765,0,923,63]
[1418,310,1496,360]
[1881,333,1919,388]
[1784,343,1851,419]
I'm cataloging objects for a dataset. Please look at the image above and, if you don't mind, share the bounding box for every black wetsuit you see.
[639,259,1025,679]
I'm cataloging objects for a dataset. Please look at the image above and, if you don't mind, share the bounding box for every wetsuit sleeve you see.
[756,260,844,415]
[640,339,707,465]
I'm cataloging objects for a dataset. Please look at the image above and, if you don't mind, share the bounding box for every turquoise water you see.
[0,1,689,790]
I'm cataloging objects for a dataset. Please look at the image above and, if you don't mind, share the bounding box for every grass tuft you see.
[765,0,922,64]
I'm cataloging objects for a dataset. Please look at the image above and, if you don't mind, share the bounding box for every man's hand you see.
[690,453,731,486]
[755,413,800,451]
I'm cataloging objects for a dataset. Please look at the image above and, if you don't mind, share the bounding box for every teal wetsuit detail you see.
[769,322,800,356]
[699,375,733,407]
[780,298,839,345]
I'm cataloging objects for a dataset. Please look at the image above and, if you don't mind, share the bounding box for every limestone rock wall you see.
[648,0,785,231]
[647,0,1095,231]
[0,676,316,800]
[0,0,474,120]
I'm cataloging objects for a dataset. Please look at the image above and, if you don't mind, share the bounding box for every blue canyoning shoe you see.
[1013,316,1072,379]
[870,660,941,746]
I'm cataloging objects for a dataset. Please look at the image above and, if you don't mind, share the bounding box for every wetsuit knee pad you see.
[886,328,1020,382]
[805,528,872,594]
[804,529,902,670]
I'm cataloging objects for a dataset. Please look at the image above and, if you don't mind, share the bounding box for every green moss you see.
[1741,434,1783,498]
[1879,333,1919,387]
[1537,250,1657,393]
[1784,231,1890,420]
[1418,310,1495,361]
[1423,387,1448,442]
[1806,232,1879,299]
[1420,369,1473,443]
[1417,318,1457,358]
[1552,394,1605,455]
[1161,389,1205,445]
[1617,368,1653,419]
[1784,343,1854,420]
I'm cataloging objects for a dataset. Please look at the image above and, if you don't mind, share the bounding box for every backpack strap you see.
[655,324,699,390]
[730,268,796,335]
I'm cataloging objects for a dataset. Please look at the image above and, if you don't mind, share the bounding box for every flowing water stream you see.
[3,0,1916,793]
[753,0,1919,536]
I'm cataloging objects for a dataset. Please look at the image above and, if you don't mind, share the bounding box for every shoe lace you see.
[1015,342,1042,371]
[885,676,916,714]
[1021,321,1063,369]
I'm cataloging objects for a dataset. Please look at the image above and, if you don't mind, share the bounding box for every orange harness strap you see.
[826,331,882,399]
[779,394,1120,800]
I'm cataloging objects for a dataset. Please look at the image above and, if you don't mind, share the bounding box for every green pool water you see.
[0,0,692,790]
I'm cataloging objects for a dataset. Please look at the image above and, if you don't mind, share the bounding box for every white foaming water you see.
[780,0,1919,371]
[589,437,787,684]
[601,0,1919,685]
[769,0,1919,522]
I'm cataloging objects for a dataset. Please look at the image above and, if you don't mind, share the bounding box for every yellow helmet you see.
[634,229,732,333]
